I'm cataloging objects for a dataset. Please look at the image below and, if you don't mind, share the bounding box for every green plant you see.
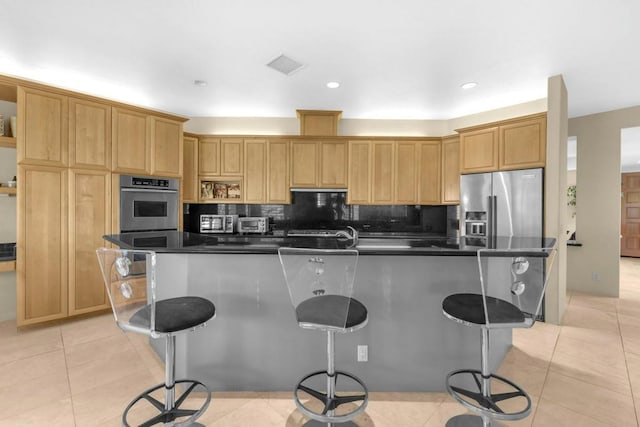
[567,185,576,207]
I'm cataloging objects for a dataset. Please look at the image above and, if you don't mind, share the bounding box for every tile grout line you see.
[60,327,79,427]
[526,321,561,427]
[617,294,640,427]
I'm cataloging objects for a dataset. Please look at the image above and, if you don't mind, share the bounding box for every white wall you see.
[567,106,640,296]
[0,100,17,321]
[184,98,547,137]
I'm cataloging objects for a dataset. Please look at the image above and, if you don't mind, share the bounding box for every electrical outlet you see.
[592,272,600,281]
[357,345,368,362]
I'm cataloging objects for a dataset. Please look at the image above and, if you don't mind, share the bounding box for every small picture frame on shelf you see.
[213,183,228,198]
[227,183,241,199]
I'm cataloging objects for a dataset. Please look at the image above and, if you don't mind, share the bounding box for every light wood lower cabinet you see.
[17,166,112,325]
[68,169,111,315]
[17,165,68,326]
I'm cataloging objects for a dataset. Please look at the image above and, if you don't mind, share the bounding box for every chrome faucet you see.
[336,226,358,242]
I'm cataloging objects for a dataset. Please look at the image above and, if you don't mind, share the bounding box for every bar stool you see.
[442,244,556,427]
[278,247,369,425]
[96,248,215,427]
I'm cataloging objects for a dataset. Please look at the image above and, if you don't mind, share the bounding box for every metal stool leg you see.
[445,328,529,426]
[122,334,212,427]
[293,330,368,424]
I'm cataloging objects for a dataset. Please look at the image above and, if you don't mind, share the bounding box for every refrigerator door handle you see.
[487,195,494,241]
[489,195,498,248]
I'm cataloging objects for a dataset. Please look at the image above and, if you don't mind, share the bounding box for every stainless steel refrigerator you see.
[460,168,543,247]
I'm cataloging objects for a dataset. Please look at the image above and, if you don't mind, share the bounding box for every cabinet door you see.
[319,140,348,188]
[347,141,371,204]
[199,137,220,175]
[18,87,68,167]
[17,165,68,326]
[499,116,546,170]
[395,141,418,204]
[267,140,290,204]
[151,117,182,177]
[441,136,460,204]
[221,138,244,176]
[459,127,499,174]
[244,139,267,203]
[183,136,198,203]
[417,141,441,205]
[372,141,395,204]
[68,169,111,315]
[291,141,318,187]
[112,107,150,174]
[69,97,111,170]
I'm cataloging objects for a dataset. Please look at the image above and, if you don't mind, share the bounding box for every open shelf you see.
[0,187,16,196]
[0,260,16,272]
[0,136,16,148]
[199,177,243,203]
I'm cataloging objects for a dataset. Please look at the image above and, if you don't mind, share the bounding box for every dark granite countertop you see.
[103,232,555,256]
[0,243,16,262]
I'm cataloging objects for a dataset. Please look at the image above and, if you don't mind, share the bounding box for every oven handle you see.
[120,188,177,193]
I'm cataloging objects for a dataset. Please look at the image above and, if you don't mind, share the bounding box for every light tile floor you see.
[3,258,640,426]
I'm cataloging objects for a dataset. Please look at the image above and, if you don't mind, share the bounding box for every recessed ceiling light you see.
[326,81,341,89]
[194,80,208,87]
[461,81,478,90]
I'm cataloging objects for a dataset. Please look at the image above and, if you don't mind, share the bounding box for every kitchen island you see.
[104,231,554,392]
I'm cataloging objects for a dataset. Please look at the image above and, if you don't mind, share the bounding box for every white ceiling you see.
[0,0,639,120]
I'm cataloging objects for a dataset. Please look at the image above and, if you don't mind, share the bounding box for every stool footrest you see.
[294,370,368,424]
[123,379,211,427]
[445,369,531,421]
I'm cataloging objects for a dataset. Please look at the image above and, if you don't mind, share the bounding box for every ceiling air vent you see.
[266,54,304,76]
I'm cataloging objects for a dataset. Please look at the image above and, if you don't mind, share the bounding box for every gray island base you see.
[151,253,510,392]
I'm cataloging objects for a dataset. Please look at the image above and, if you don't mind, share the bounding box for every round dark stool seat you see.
[296,295,367,330]
[131,296,216,333]
[442,293,524,326]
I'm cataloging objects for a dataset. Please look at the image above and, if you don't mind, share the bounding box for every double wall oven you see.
[119,175,179,233]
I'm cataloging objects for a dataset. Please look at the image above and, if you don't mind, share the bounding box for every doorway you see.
[620,127,640,257]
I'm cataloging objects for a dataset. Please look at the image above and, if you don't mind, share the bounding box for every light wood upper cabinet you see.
[183,136,198,203]
[458,113,547,174]
[69,97,111,170]
[221,138,243,176]
[198,137,243,176]
[499,115,546,170]
[17,165,68,326]
[243,139,291,204]
[151,117,182,177]
[441,136,460,205]
[371,141,395,204]
[244,139,267,203]
[347,141,371,204]
[199,137,220,175]
[459,127,499,174]
[290,141,318,187]
[319,141,348,188]
[291,139,347,188]
[112,107,150,174]
[417,141,442,205]
[267,140,290,204]
[68,169,110,316]
[395,142,418,204]
[18,86,68,167]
